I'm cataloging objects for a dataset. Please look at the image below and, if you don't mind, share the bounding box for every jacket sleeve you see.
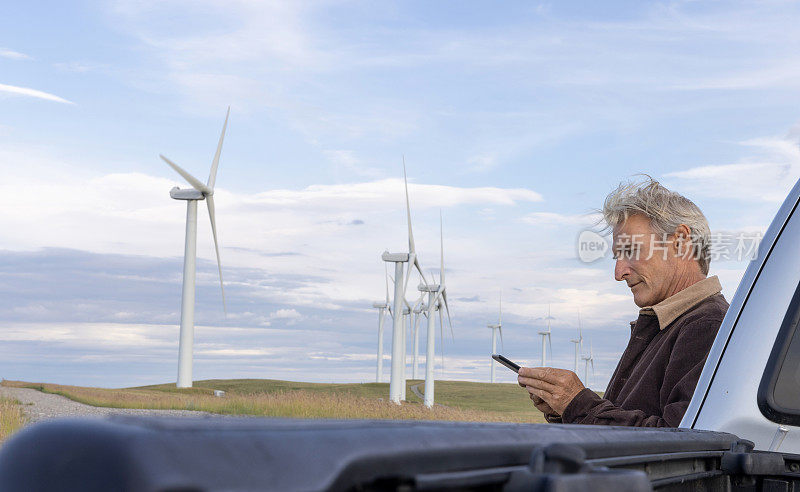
[561,318,722,427]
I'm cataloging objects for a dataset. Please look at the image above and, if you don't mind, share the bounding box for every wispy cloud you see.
[521,212,602,227]
[0,48,30,60]
[0,83,74,104]
[665,126,800,203]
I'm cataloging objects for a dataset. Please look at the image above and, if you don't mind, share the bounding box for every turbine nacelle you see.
[382,252,410,263]
[372,302,390,309]
[418,283,441,293]
[169,187,205,200]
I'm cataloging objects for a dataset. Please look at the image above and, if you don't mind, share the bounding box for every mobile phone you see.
[492,354,521,373]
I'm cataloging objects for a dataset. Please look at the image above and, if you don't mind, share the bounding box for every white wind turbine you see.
[488,292,504,383]
[161,107,229,388]
[570,309,584,377]
[372,263,393,382]
[538,305,554,367]
[381,161,428,404]
[419,212,453,408]
[582,340,595,388]
[411,291,427,380]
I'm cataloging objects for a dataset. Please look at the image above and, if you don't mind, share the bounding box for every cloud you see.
[0,48,30,60]
[323,150,382,178]
[664,128,800,203]
[521,212,602,227]
[245,179,543,209]
[0,83,74,104]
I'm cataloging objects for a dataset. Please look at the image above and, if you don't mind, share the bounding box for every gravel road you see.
[0,386,215,424]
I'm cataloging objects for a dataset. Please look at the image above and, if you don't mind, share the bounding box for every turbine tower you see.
[538,305,554,367]
[411,292,427,380]
[488,292,503,383]
[381,160,427,404]
[401,304,412,401]
[582,340,595,388]
[162,107,229,388]
[372,264,393,382]
[570,309,584,377]
[419,212,453,408]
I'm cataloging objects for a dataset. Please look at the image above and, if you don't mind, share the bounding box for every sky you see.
[2,0,800,390]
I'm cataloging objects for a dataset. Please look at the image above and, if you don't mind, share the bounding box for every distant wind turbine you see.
[411,291,427,380]
[488,292,503,383]
[419,212,453,408]
[539,305,554,367]
[161,107,229,389]
[372,263,393,382]
[582,340,595,388]
[570,309,584,377]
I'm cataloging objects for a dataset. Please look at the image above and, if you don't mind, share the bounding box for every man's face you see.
[613,214,682,307]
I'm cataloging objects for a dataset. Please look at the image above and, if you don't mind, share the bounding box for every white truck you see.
[2,178,800,491]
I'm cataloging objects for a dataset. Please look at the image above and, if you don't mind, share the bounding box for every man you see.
[518,177,729,427]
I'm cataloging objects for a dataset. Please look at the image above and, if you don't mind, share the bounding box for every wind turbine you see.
[582,340,595,388]
[488,292,503,383]
[411,291,427,380]
[372,263,393,382]
[381,160,428,404]
[419,212,453,408]
[538,305,554,367]
[161,107,229,388]
[570,309,584,377]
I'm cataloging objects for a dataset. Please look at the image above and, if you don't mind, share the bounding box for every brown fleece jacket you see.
[560,290,729,427]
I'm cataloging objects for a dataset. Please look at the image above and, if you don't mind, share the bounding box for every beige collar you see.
[638,276,722,330]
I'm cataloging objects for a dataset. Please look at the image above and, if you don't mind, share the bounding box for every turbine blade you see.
[402,255,414,296]
[439,210,445,285]
[404,255,428,298]
[384,263,390,304]
[160,155,211,194]
[499,290,502,325]
[403,157,415,255]
[206,195,227,314]
[208,106,230,189]
[548,333,552,361]
[442,289,454,340]
[499,326,504,351]
[414,256,428,287]
[439,306,445,373]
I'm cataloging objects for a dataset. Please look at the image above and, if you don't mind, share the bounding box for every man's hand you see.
[530,393,557,416]
[518,367,585,415]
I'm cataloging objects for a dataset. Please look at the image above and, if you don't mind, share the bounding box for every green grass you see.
[4,378,548,422]
[135,378,540,418]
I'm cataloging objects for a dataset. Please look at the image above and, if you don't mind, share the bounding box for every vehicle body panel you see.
[682,177,800,453]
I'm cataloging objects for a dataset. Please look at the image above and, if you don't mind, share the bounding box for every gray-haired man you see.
[518,177,729,427]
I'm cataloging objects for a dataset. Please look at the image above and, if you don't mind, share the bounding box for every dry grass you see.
[0,396,26,444]
[2,380,546,423]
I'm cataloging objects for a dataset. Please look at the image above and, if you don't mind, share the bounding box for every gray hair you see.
[601,175,711,275]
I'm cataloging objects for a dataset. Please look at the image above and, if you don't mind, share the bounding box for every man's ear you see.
[672,224,693,260]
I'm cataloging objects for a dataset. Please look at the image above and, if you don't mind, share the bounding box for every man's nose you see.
[615,258,630,282]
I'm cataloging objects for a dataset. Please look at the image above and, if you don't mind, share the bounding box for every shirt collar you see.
[638,275,722,330]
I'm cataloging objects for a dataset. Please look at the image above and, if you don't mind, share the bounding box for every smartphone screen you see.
[492,354,521,373]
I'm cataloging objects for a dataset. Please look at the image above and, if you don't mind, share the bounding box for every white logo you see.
[577,230,609,263]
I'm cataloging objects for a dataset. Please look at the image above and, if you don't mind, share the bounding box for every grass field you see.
[0,396,25,444]
[2,378,547,423]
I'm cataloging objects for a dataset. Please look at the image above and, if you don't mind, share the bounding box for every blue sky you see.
[2,0,800,390]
